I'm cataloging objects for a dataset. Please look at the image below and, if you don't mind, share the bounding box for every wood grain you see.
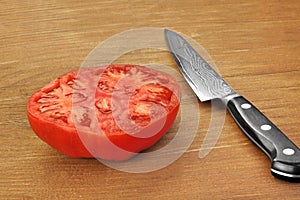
[1,0,299,199]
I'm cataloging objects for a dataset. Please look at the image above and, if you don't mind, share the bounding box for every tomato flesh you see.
[27,64,181,160]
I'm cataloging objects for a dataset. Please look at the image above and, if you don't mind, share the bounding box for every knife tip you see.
[164,29,176,37]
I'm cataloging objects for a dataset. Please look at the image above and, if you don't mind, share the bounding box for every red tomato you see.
[27,64,181,160]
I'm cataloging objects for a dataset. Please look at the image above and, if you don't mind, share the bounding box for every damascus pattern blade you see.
[164,29,237,102]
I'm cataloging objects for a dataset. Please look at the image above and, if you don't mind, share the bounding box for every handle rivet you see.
[241,103,251,109]
[260,124,271,131]
[283,148,295,156]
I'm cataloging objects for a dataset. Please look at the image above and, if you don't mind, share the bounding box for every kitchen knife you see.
[164,29,300,181]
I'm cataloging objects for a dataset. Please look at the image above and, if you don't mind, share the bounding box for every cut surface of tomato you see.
[27,64,181,160]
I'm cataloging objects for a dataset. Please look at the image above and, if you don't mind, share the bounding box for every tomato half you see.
[27,64,181,160]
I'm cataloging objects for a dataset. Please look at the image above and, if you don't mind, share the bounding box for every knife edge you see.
[164,29,237,102]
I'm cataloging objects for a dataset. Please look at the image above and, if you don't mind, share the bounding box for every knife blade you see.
[164,29,300,181]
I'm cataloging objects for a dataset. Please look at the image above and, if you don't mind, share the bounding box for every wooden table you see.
[1,0,299,199]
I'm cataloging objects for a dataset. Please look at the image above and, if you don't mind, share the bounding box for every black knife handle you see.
[227,96,300,181]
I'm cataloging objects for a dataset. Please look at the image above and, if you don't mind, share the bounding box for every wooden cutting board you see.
[1,0,299,199]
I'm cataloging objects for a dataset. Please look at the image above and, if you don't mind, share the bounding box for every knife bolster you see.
[221,93,241,105]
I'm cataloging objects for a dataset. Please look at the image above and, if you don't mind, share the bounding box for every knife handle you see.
[227,96,300,181]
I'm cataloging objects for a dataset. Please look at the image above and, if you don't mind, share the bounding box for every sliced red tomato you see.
[27,64,181,160]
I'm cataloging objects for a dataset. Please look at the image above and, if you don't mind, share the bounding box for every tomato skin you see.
[27,64,180,160]
[28,108,92,158]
